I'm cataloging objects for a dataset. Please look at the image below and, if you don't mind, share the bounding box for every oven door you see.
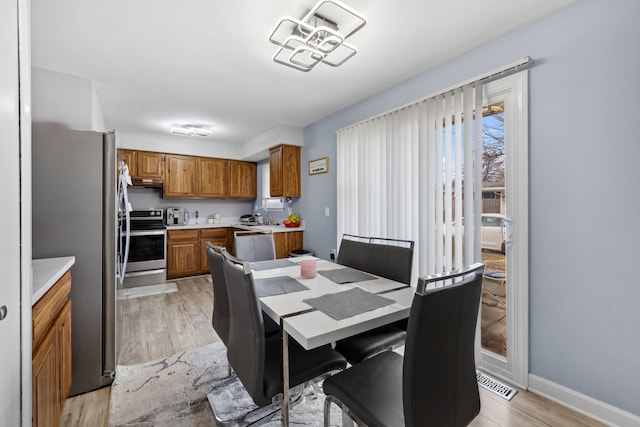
[126,229,166,272]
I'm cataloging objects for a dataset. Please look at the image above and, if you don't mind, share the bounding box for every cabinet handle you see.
[0,305,7,321]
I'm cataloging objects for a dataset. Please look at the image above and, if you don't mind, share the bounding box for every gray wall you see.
[127,187,254,220]
[298,0,640,416]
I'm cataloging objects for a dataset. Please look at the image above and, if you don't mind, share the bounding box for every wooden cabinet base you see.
[32,271,72,427]
[167,228,231,279]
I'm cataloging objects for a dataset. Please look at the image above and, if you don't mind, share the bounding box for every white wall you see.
[299,0,640,420]
[31,67,96,129]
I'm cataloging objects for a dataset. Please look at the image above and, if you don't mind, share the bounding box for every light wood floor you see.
[60,276,605,427]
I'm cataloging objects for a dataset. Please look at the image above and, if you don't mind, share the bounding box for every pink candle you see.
[300,260,317,278]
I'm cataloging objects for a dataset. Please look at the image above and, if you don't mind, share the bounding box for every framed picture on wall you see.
[308,157,329,175]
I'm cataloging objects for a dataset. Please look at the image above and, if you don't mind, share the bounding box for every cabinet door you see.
[167,240,200,278]
[269,146,283,197]
[164,155,198,198]
[117,149,137,177]
[136,151,165,179]
[270,145,300,197]
[228,160,256,199]
[274,231,303,259]
[199,238,228,274]
[56,301,72,407]
[200,158,228,198]
[33,327,60,427]
[199,228,229,274]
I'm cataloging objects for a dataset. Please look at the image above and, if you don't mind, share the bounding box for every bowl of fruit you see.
[282,213,300,228]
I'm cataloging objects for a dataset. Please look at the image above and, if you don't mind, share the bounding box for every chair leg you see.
[324,395,333,427]
[324,395,361,427]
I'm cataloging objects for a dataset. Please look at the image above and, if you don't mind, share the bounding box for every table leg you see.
[282,329,290,427]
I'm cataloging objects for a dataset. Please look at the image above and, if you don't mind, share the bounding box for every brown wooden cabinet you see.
[168,228,232,278]
[199,157,228,198]
[118,149,256,200]
[164,155,199,198]
[33,327,59,427]
[199,228,230,274]
[228,160,257,199]
[269,145,301,197]
[273,231,304,259]
[167,229,200,278]
[136,151,165,179]
[32,269,73,427]
[117,149,137,177]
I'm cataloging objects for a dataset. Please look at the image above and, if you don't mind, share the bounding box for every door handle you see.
[502,218,513,245]
[0,305,7,321]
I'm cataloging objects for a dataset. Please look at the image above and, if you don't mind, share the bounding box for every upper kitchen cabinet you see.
[199,157,228,198]
[136,151,164,179]
[228,160,257,199]
[164,154,198,198]
[269,144,300,197]
[117,149,137,176]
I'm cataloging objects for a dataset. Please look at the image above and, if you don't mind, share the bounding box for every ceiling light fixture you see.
[268,0,366,72]
[170,126,212,137]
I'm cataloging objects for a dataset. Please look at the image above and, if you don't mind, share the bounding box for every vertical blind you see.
[337,83,484,281]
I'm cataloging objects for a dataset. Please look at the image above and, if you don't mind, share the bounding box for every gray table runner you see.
[318,267,377,284]
[254,276,309,298]
[302,287,394,320]
[250,259,298,271]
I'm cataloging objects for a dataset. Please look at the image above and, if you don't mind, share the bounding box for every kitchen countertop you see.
[32,256,75,306]
[166,222,305,233]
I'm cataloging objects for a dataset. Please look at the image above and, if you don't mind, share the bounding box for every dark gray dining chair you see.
[233,230,276,262]
[333,234,414,365]
[205,243,232,376]
[323,263,485,427]
[207,250,347,425]
[205,242,278,353]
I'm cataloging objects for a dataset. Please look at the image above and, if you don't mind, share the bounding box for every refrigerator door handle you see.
[117,162,131,285]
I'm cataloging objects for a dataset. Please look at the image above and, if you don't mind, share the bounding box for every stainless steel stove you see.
[123,209,167,288]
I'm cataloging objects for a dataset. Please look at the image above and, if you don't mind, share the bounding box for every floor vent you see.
[476,371,517,401]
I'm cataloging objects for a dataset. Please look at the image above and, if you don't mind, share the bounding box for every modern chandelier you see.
[268,0,366,72]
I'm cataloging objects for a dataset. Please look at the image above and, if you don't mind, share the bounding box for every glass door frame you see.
[477,71,529,388]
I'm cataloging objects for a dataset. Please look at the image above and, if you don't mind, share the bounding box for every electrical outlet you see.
[330,248,337,261]
[325,207,330,217]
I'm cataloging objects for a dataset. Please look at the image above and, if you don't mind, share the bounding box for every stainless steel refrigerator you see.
[32,122,129,396]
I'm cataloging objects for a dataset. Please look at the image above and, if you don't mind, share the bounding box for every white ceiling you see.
[31,0,572,147]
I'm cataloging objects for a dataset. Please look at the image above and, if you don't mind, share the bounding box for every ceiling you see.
[30,0,572,147]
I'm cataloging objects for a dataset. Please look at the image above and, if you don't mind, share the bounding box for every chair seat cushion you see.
[323,351,404,427]
[263,335,346,400]
[335,324,406,365]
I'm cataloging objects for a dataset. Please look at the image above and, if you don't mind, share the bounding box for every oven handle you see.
[129,230,166,237]
[124,269,166,278]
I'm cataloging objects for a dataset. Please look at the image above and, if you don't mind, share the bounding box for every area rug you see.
[108,341,342,426]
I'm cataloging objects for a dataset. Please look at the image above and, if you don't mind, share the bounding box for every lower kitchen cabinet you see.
[199,228,229,274]
[168,228,231,278]
[274,231,303,259]
[168,228,303,277]
[167,229,200,279]
[32,270,73,427]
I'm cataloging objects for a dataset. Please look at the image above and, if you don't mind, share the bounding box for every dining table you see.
[251,256,416,426]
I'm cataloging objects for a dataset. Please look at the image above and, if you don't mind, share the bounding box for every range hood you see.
[131,177,163,188]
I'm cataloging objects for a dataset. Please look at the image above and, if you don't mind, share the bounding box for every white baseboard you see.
[528,374,640,427]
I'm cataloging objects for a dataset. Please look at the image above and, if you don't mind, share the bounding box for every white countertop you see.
[166,222,304,233]
[32,256,75,306]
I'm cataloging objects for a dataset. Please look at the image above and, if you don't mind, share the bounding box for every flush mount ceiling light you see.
[268,0,366,72]
[170,125,212,137]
